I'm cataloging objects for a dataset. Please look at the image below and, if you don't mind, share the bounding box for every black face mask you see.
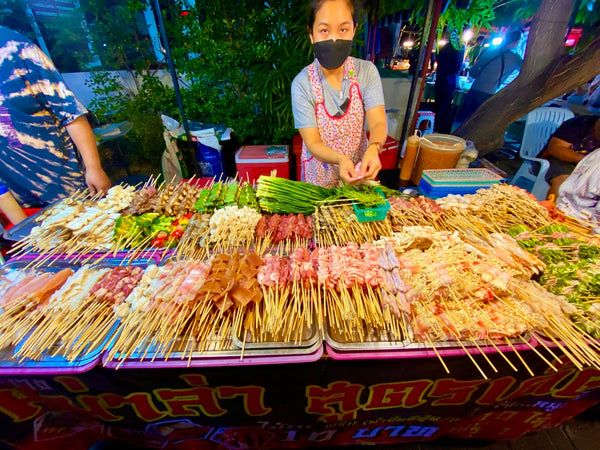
[313,39,352,69]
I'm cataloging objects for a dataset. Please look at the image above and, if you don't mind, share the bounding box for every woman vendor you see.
[291,0,387,187]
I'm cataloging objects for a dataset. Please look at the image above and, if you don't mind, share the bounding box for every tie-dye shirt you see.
[0,26,87,208]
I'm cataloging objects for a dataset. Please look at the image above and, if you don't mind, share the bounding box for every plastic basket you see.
[353,188,390,222]
[418,168,504,199]
[421,168,504,186]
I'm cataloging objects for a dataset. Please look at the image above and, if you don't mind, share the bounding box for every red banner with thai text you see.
[1,351,600,449]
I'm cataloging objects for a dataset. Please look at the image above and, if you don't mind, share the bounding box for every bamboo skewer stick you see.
[504,338,534,377]
[424,334,450,373]
[519,336,558,372]
[486,339,519,372]
[470,340,498,374]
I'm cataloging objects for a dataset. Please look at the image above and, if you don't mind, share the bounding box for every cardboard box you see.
[235,145,290,184]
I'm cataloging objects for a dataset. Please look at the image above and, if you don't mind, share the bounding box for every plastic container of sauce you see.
[399,131,420,181]
[411,133,466,185]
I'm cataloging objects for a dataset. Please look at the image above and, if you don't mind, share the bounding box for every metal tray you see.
[231,315,321,350]
[325,321,535,354]
[0,258,156,372]
[7,250,165,267]
[2,202,175,259]
[102,332,324,369]
[0,323,120,375]
[2,203,54,242]
[324,324,408,351]
[325,334,538,361]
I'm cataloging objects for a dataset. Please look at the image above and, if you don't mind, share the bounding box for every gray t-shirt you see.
[469,48,522,94]
[291,57,385,129]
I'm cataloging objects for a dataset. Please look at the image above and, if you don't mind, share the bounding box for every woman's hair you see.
[308,0,361,30]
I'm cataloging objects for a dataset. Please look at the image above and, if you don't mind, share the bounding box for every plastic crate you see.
[418,168,504,198]
[353,188,390,222]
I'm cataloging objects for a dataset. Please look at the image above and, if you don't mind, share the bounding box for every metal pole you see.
[151,0,200,176]
[24,0,52,60]
[409,0,443,135]
[396,0,435,167]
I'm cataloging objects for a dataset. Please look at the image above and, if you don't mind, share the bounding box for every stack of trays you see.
[102,319,323,369]
[0,257,158,375]
[1,323,119,375]
[325,325,537,361]
[418,168,504,199]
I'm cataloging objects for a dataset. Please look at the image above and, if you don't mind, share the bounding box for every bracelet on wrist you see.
[368,142,383,154]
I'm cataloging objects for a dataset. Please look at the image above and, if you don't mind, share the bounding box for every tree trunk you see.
[454,0,600,154]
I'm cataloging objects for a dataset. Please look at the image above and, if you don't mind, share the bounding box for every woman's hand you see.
[360,145,382,180]
[338,156,360,184]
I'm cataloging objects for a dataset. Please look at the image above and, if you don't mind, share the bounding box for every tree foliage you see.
[439,0,496,34]
[81,0,156,73]
[83,0,171,165]
[164,0,313,144]
[455,0,600,153]
[0,0,33,37]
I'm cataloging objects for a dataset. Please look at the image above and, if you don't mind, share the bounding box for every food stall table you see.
[1,345,599,449]
[1,180,600,448]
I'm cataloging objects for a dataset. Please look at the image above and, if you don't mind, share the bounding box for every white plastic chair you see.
[510,107,575,200]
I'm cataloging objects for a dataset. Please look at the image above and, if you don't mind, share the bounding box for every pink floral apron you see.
[301,57,368,188]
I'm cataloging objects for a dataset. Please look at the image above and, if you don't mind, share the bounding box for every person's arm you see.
[65,116,111,195]
[20,43,111,195]
[299,127,359,183]
[361,105,386,179]
[546,137,586,164]
[0,191,27,225]
[358,61,387,179]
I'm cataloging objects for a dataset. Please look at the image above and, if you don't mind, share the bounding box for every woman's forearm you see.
[0,192,27,225]
[547,137,585,164]
[366,105,388,149]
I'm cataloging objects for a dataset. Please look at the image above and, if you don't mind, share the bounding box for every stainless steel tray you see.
[0,256,156,274]
[325,322,534,353]
[2,203,54,242]
[106,330,323,363]
[231,318,321,350]
[0,259,156,364]
[324,324,409,351]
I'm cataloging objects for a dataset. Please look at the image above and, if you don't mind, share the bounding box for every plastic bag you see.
[160,115,188,182]
[191,128,224,179]
[161,114,180,132]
